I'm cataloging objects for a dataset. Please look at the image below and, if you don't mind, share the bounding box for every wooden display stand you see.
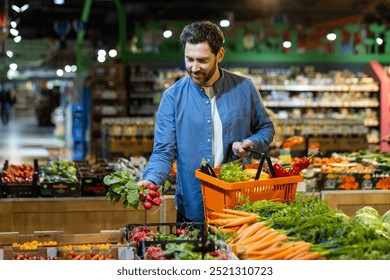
[0,196,176,234]
[321,190,390,217]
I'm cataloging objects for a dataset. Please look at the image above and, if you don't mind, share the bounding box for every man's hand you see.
[137,180,154,189]
[232,139,254,157]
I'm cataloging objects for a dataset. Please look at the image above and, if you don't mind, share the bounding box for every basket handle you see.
[244,148,277,179]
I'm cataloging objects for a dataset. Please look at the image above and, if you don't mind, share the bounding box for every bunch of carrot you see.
[226,221,322,260]
[207,209,259,234]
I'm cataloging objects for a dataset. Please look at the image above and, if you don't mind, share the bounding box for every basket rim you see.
[195,168,303,191]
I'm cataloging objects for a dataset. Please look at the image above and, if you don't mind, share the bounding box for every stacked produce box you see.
[313,150,390,190]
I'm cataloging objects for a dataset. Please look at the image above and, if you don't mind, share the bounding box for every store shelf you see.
[259,84,379,92]
[89,63,128,158]
[264,100,379,108]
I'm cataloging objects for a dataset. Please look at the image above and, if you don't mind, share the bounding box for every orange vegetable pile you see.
[207,209,323,260]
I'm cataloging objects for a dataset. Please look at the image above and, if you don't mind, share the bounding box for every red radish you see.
[152,196,162,206]
[148,183,158,191]
[143,201,153,210]
[146,195,153,203]
[148,189,160,198]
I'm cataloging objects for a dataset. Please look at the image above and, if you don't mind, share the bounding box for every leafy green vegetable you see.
[104,169,142,209]
[219,163,248,182]
[382,209,390,224]
[354,206,381,219]
[352,213,383,230]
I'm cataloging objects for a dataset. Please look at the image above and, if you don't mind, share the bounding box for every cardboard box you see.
[0,230,128,259]
[318,172,360,190]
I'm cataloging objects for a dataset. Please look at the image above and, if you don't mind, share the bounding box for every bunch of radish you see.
[139,183,163,210]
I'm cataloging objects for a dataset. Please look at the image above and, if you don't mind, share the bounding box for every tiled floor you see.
[0,109,72,166]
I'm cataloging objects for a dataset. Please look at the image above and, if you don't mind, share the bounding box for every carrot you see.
[253,242,294,258]
[222,208,256,217]
[222,213,258,228]
[219,226,241,234]
[209,212,242,219]
[236,227,273,246]
[225,237,234,244]
[233,221,266,242]
[283,243,312,260]
[267,241,310,260]
[245,233,288,254]
[236,223,249,234]
[292,251,321,260]
[207,218,237,227]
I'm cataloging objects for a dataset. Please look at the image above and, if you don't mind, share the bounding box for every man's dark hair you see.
[180,21,224,55]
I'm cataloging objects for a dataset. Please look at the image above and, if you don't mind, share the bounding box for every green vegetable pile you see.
[40,160,78,183]
[219,163,248,182]
[344,150,390,170]
[235,194,390,259]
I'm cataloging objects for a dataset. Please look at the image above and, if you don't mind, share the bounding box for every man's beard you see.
[187,62,217,86]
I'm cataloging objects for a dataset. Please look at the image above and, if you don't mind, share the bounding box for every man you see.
[138,21,275,222]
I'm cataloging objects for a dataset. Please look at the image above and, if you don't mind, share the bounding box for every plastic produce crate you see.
[195,164,303,215]
[125,222,204,243]
[0,160,40,198]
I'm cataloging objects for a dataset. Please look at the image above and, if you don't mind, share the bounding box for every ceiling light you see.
[64,65,72,73]
[220,20,230,27]
[108,49,117,57]
[11,5,21,13]
[10,28,19,36]
[71,65,77,72]
[54,0,65,5]
[6,50,13,58]
[56,69,64,77]
[376,38,383,45]
[97,56,106,63]
[10,63,18,71]
[283,41,292,48]
[11,4,29,13]
[20,4,29,12]
[326,33,337,41]
[10,21,17,28]
[14,35,22,43]
[163,30,172,38]
[97,49,106,57]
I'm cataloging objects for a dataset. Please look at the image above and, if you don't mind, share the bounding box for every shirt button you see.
[207,138,210,142]
[207,159,211,162]
[207,120,211,124]
[206,101,209,104]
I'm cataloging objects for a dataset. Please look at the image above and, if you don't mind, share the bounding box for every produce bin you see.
[0,160,40,198]
[195,164,303,215]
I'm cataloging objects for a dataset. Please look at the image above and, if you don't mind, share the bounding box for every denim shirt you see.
[142,68,275,222]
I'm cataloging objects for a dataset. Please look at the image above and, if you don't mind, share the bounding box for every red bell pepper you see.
[289,151,321,176]
[273,163,290,177]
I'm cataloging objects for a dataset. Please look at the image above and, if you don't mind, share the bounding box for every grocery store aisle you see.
[0,109,71,165]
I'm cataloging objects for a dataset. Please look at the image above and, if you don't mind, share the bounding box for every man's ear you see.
[217,47,225,62]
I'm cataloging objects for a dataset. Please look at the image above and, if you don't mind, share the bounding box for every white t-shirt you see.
[203,86,223,167]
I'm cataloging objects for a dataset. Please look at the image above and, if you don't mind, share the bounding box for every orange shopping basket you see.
[195,154,303,215]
